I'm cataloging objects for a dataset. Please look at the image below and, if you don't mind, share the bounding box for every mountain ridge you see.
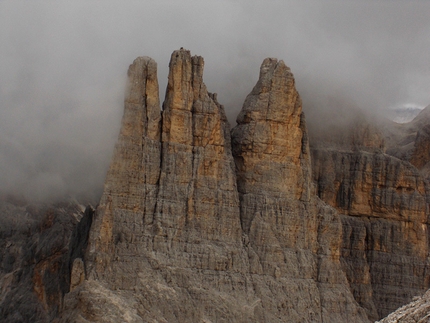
[1,49,430,322]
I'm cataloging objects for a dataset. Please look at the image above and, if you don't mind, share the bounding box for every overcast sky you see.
[1,1,429,202]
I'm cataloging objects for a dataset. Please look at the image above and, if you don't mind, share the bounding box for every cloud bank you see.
[1,1,429,202]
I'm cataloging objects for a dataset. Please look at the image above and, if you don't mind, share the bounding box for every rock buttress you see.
[376,289,430,323]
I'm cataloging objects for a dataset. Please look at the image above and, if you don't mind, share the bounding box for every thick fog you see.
[1,1,429,202]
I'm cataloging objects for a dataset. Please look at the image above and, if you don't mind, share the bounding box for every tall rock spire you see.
[232,58,311,233]
[156,49,242,247]
[86,48,245,280]
[231,58,368,322]
[86,56,162,278]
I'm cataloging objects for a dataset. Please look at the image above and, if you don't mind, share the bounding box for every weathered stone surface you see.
[60,280,142,323]
[85,56,162,279]
[3,50,430,322]
[312,148,430,320]
[312,150,428,221]
[410,124,430,177]
[69,259,85,292]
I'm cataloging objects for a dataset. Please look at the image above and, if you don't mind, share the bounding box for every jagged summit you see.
[58,49,369,322]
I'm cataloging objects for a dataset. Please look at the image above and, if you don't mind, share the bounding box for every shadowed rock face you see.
[308,101,430,320]
[0,198,91,323]
[59,49,369,323]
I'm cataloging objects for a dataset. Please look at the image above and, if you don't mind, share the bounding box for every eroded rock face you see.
[60,50,369,322]
[2,50,430,322]
[312,148,430,320]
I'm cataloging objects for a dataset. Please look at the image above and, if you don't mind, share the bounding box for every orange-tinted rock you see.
[232,58,368,322]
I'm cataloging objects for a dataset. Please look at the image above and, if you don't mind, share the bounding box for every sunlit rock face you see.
[59,49,369,323]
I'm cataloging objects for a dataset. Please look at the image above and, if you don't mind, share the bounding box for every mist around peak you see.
[1,1,429,202]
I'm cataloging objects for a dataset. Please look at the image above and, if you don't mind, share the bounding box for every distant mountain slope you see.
[382,105,430,180]
[387,107,423,124]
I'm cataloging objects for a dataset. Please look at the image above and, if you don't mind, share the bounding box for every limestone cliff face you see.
[232,58,311,205]
[2,51,430,322]
[60,50,369,322]
[85,56,162,279]
[312,148,430,320]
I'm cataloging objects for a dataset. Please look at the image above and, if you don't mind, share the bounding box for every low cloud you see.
[1,1,429,202]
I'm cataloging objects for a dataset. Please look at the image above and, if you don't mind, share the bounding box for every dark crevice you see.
[65,205,94,293]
